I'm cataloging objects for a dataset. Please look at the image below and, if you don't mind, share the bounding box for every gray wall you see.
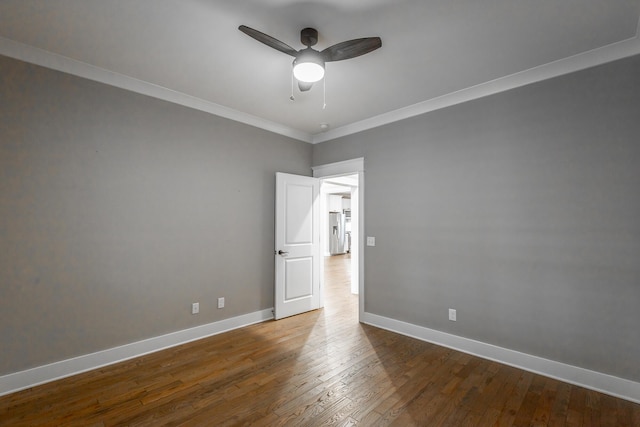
[0,55,312,375]
[313,54,640,382]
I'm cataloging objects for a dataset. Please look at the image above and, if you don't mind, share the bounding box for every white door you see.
[274,172,320,320]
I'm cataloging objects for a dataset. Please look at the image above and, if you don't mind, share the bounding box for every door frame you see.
[312,158,365,322]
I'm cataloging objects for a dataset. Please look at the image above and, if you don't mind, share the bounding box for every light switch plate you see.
[367,236,376,246]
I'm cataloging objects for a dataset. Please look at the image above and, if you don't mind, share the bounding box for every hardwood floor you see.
[1,254,639,426]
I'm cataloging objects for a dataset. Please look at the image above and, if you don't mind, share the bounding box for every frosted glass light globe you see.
[293,62,324,82]
[293,49,325,83]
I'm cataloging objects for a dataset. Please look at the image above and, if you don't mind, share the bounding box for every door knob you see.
[278,250,289,255]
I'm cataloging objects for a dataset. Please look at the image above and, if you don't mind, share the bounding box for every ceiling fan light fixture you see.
[293,49,325,83]
[239,25,381,89]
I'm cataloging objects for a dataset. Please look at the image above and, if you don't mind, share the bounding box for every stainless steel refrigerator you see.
[329,212,345,255]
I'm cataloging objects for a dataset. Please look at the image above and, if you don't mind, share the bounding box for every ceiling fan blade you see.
[238,25,297,57]
[322,37,382,62]
[298,81,313,92]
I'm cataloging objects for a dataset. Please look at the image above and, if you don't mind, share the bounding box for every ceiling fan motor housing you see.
[301,28,318,47]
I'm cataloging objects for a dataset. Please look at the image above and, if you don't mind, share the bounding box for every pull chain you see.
[290,69,295,101]
[323,72,327,109]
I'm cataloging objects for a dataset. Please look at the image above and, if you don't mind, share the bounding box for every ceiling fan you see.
[238,25,382,92]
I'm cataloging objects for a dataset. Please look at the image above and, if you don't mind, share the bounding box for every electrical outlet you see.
[366,236,376,246]
[448,308,456,322]
[192,302,199,315]
[218,297,225,309]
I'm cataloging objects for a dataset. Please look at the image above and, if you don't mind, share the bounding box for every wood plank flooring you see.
[1,254,639,426]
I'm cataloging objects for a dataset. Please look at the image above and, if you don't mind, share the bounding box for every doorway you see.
[320,174,358,293]
[313,158,364,321]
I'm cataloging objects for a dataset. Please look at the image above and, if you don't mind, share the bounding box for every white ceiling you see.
[1,1,639,143]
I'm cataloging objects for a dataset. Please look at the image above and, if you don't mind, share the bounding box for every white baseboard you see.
[362,312,640,404]
[0,308,274,397]
[4,309,638,404]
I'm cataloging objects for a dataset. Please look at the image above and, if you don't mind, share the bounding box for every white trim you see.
[312,158,364,176]
[363,312,640,404]
[313,158,365,322]
[0,308,274,397]
[0,37,312,143]
[312,34,640,143]
[4,31,639,146]
[357,172,364,322]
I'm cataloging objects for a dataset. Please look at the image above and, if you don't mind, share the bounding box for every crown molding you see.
[312,32,640,144]
[2,27,639,145]
[0,36,313,143]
